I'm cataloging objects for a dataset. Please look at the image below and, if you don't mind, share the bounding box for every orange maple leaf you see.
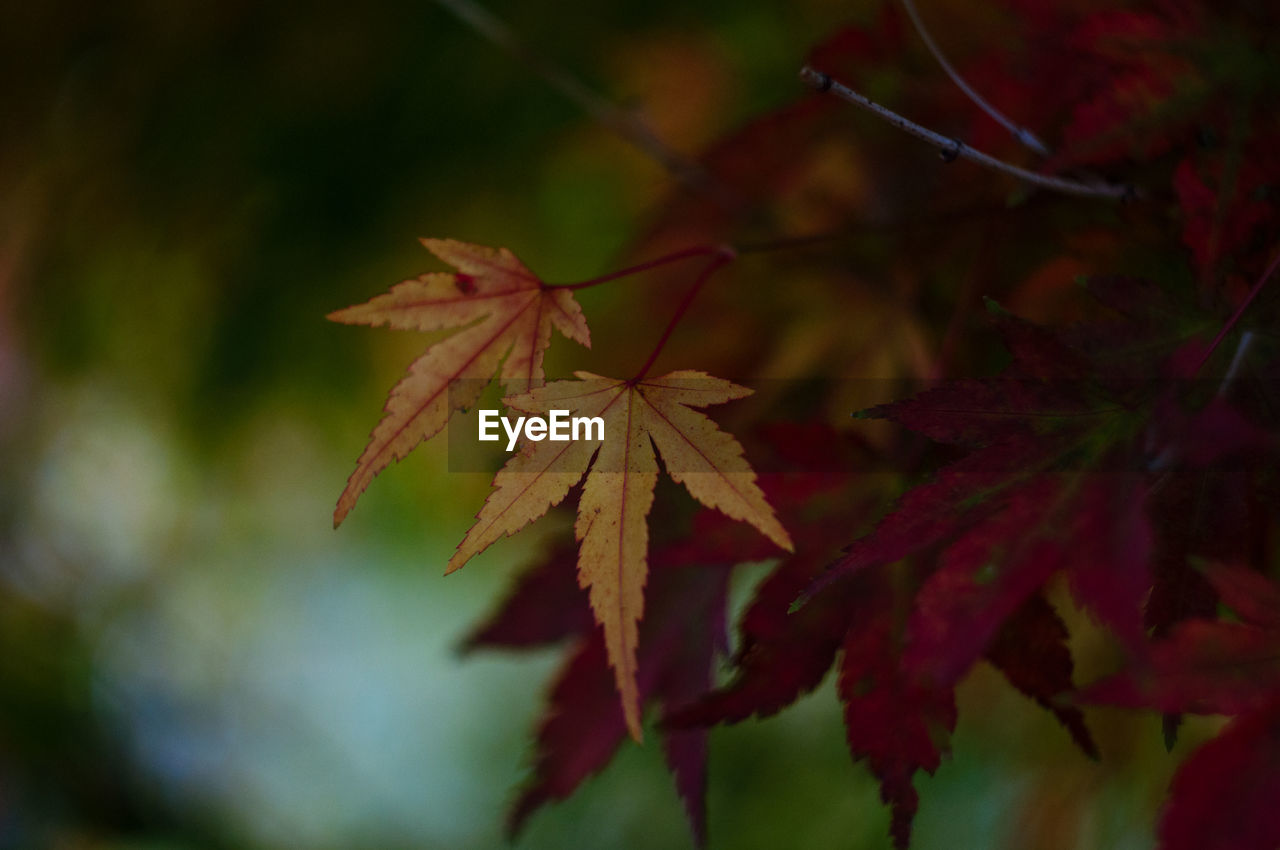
[446,371,793,740]
[328,239,591,526]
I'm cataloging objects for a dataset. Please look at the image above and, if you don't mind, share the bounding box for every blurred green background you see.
[0,1,1207,847]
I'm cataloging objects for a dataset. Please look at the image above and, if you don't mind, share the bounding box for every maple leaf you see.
[672,562,959,850]
[662,428,972,850]
[838,594,956,850]
[459,542,592,651]
[1157,698,1280,850]
[669,558,865,728]
[812,420,1152,674]
[668,481,1097,848]
[465,541,731,845]
[902,473,1151,689]
[327,238,591,525]
[813,294,1192,650]
[658,425,877,728]
[447,371,792,740]
[984,593,1097,760]
[1087,564,1280,720]
[1086,565,1280,850]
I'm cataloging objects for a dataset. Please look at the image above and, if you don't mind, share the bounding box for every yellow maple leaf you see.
[328,239,591,526]
[446,371,793,741]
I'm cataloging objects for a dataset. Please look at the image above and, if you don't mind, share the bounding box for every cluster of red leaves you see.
[1088,563,1280,849]
[338,0,1280,846]
[476,275,1276,847]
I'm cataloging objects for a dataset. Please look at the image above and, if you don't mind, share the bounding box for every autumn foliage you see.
[332,1,1280,847]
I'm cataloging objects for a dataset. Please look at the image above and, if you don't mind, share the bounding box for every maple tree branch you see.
[551,234,859,294]
[557,205,1020,292]
[1197,249,1280,374]
[433,0,723,200]
[899,0,1050,156]
[552,245,726,290]
[800,66,1135,201]
[633,247,736,381]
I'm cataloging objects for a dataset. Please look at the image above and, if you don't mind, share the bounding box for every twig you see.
[800,66,1135,201]
[551,245,725,290]
[899,0,1050,156]
[1197,249,1280,374]
[433,0,722,200]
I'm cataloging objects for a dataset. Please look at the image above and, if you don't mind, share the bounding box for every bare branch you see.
[1198,249,1280,374]
[433,0,721,199]
[800,66,1135,201]
[899,0,1051,156]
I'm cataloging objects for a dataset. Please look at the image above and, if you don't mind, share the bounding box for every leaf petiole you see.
[551,245,729,291]
[633,247,737,381]
[1196,248,1280,375]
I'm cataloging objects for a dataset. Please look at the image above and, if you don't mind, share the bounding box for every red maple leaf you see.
[465,540,731,845]
[1087,564,1280,850]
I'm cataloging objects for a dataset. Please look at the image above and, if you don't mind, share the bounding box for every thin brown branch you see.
[1198,249,1280,374]
[800,66,1136,201]
[550,245,725,290]
[899,0,1050,156]
[433,0,723,201]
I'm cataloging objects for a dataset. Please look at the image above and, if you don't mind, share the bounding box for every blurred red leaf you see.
[838,600,957,850]
[1157,698,1280,850]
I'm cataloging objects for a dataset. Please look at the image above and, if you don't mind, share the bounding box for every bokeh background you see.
[0,1,1213,847]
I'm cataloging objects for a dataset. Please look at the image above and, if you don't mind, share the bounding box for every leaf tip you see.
[443,552,469,576]
[325,305,358,325]
[1162,713,1182,752]
[774,526,795,553]
[333,495,354,528]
